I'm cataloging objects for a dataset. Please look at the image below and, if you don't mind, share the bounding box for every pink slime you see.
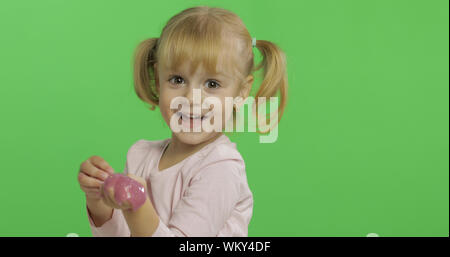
[103,173,147,211]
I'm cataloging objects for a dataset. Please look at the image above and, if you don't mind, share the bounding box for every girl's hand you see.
[100,174,148,211]
[78,156,115,201]
[126,174,148,192]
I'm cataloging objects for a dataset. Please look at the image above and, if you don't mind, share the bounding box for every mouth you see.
[175,112,213,130]
[176,111,211,122]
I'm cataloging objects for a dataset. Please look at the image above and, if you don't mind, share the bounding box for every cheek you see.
[159,88,184,123]
[205,97,233,123]
[158,94,173,122]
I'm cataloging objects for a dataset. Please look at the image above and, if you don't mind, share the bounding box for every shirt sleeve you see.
[86,204,130,237]
[151,160,242,237]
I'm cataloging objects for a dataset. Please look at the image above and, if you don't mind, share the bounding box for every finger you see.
[103,187,120,209]
[99,186,111,207]
[82,185,101,199]
[78,172,103,188]
[106,183,131,210]
[99,184,110,205]
[121,201,131,210]
[89,156,115,175]
[101,185,115,207]
[81,184,101,190]
[85,191,102,200]
[80,160,110,181]
[107,187,118,207]
[80,185,100,194]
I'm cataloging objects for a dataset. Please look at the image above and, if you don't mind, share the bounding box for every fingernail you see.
[102,173,109,180]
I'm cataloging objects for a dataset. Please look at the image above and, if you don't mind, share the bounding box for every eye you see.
[168,75,185,86]
[205,80,221,89]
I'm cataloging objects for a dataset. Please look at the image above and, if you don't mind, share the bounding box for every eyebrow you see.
[167,70,231,80]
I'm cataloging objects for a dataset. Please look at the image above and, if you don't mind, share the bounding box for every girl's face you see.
[154,60,253,145]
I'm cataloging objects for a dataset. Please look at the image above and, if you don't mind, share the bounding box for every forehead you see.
[161,58,235,80]
[157,30,244,82]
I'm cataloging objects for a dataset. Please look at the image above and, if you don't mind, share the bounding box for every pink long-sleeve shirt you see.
[86,134,254,237]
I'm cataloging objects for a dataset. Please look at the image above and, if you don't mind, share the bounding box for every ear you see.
[239,74,254,100]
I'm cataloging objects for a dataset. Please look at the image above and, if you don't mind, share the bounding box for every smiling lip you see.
[177,111,211,121]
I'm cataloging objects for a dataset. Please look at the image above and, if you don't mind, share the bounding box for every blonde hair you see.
[133,6,288,133]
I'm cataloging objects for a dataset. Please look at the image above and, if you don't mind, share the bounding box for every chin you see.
[173,131,218,145]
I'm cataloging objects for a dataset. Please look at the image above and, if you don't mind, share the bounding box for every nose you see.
[184,87,194,103]
[184,87,202,113]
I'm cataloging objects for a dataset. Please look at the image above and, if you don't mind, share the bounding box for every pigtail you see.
[133,38,160,110]
[252,40,288,133]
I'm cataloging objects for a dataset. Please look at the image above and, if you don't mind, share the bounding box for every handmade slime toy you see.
[103,173,147,211]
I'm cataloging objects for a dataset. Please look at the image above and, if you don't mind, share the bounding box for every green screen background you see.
[0,0,448,237]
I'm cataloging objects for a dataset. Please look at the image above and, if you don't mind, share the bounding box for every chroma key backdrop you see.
[0,0,448,237]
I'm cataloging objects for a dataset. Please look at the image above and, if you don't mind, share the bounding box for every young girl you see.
[77,6,287,237]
